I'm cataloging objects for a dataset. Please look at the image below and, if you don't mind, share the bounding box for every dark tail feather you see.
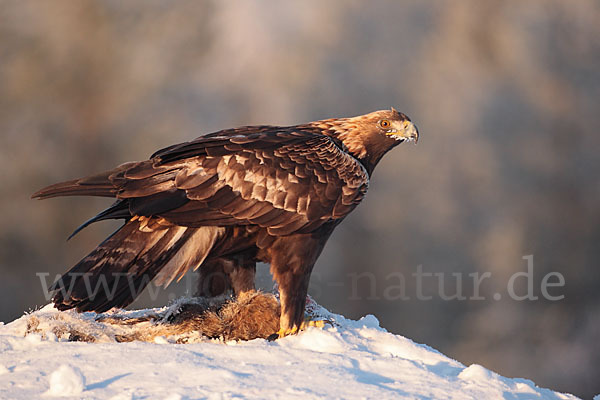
[31,163,140,200]
[67,200,131,240]
[31,178,116,199]
[52,219,223,313]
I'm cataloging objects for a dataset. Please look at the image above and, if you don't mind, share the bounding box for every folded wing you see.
[33,127,370,238]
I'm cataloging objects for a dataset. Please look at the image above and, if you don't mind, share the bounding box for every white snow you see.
[0,301,580,399]
[45,364,85,397]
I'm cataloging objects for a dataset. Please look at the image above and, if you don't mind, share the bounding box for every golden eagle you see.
[32,108,418,337]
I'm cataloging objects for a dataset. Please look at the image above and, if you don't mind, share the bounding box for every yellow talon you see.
[275,327,299,338]
[268,319,333,340]
[300,319,330,329]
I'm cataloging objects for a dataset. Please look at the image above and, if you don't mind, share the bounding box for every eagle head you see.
[374,107,419,144]
[320,108,419,174]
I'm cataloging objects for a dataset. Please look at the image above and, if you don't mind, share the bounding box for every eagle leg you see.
[266,225,336,337]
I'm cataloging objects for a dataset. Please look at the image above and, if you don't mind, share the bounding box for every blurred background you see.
[1,0,598,397]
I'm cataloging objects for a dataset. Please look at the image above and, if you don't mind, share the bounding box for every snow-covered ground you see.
[0,301,579,400]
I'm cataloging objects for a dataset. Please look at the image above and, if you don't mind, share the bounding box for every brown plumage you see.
[32,108,418,336]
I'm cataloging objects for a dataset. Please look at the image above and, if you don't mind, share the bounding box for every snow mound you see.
[0,299,579,399]
[45,364,85,397]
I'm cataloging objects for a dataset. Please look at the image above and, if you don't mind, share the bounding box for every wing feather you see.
[63,126,370,237]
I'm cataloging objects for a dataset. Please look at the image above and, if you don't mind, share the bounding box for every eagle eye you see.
[379,120,391,129]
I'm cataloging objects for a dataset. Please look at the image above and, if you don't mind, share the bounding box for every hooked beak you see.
[388,120,419,144]
[403,121,419,144]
